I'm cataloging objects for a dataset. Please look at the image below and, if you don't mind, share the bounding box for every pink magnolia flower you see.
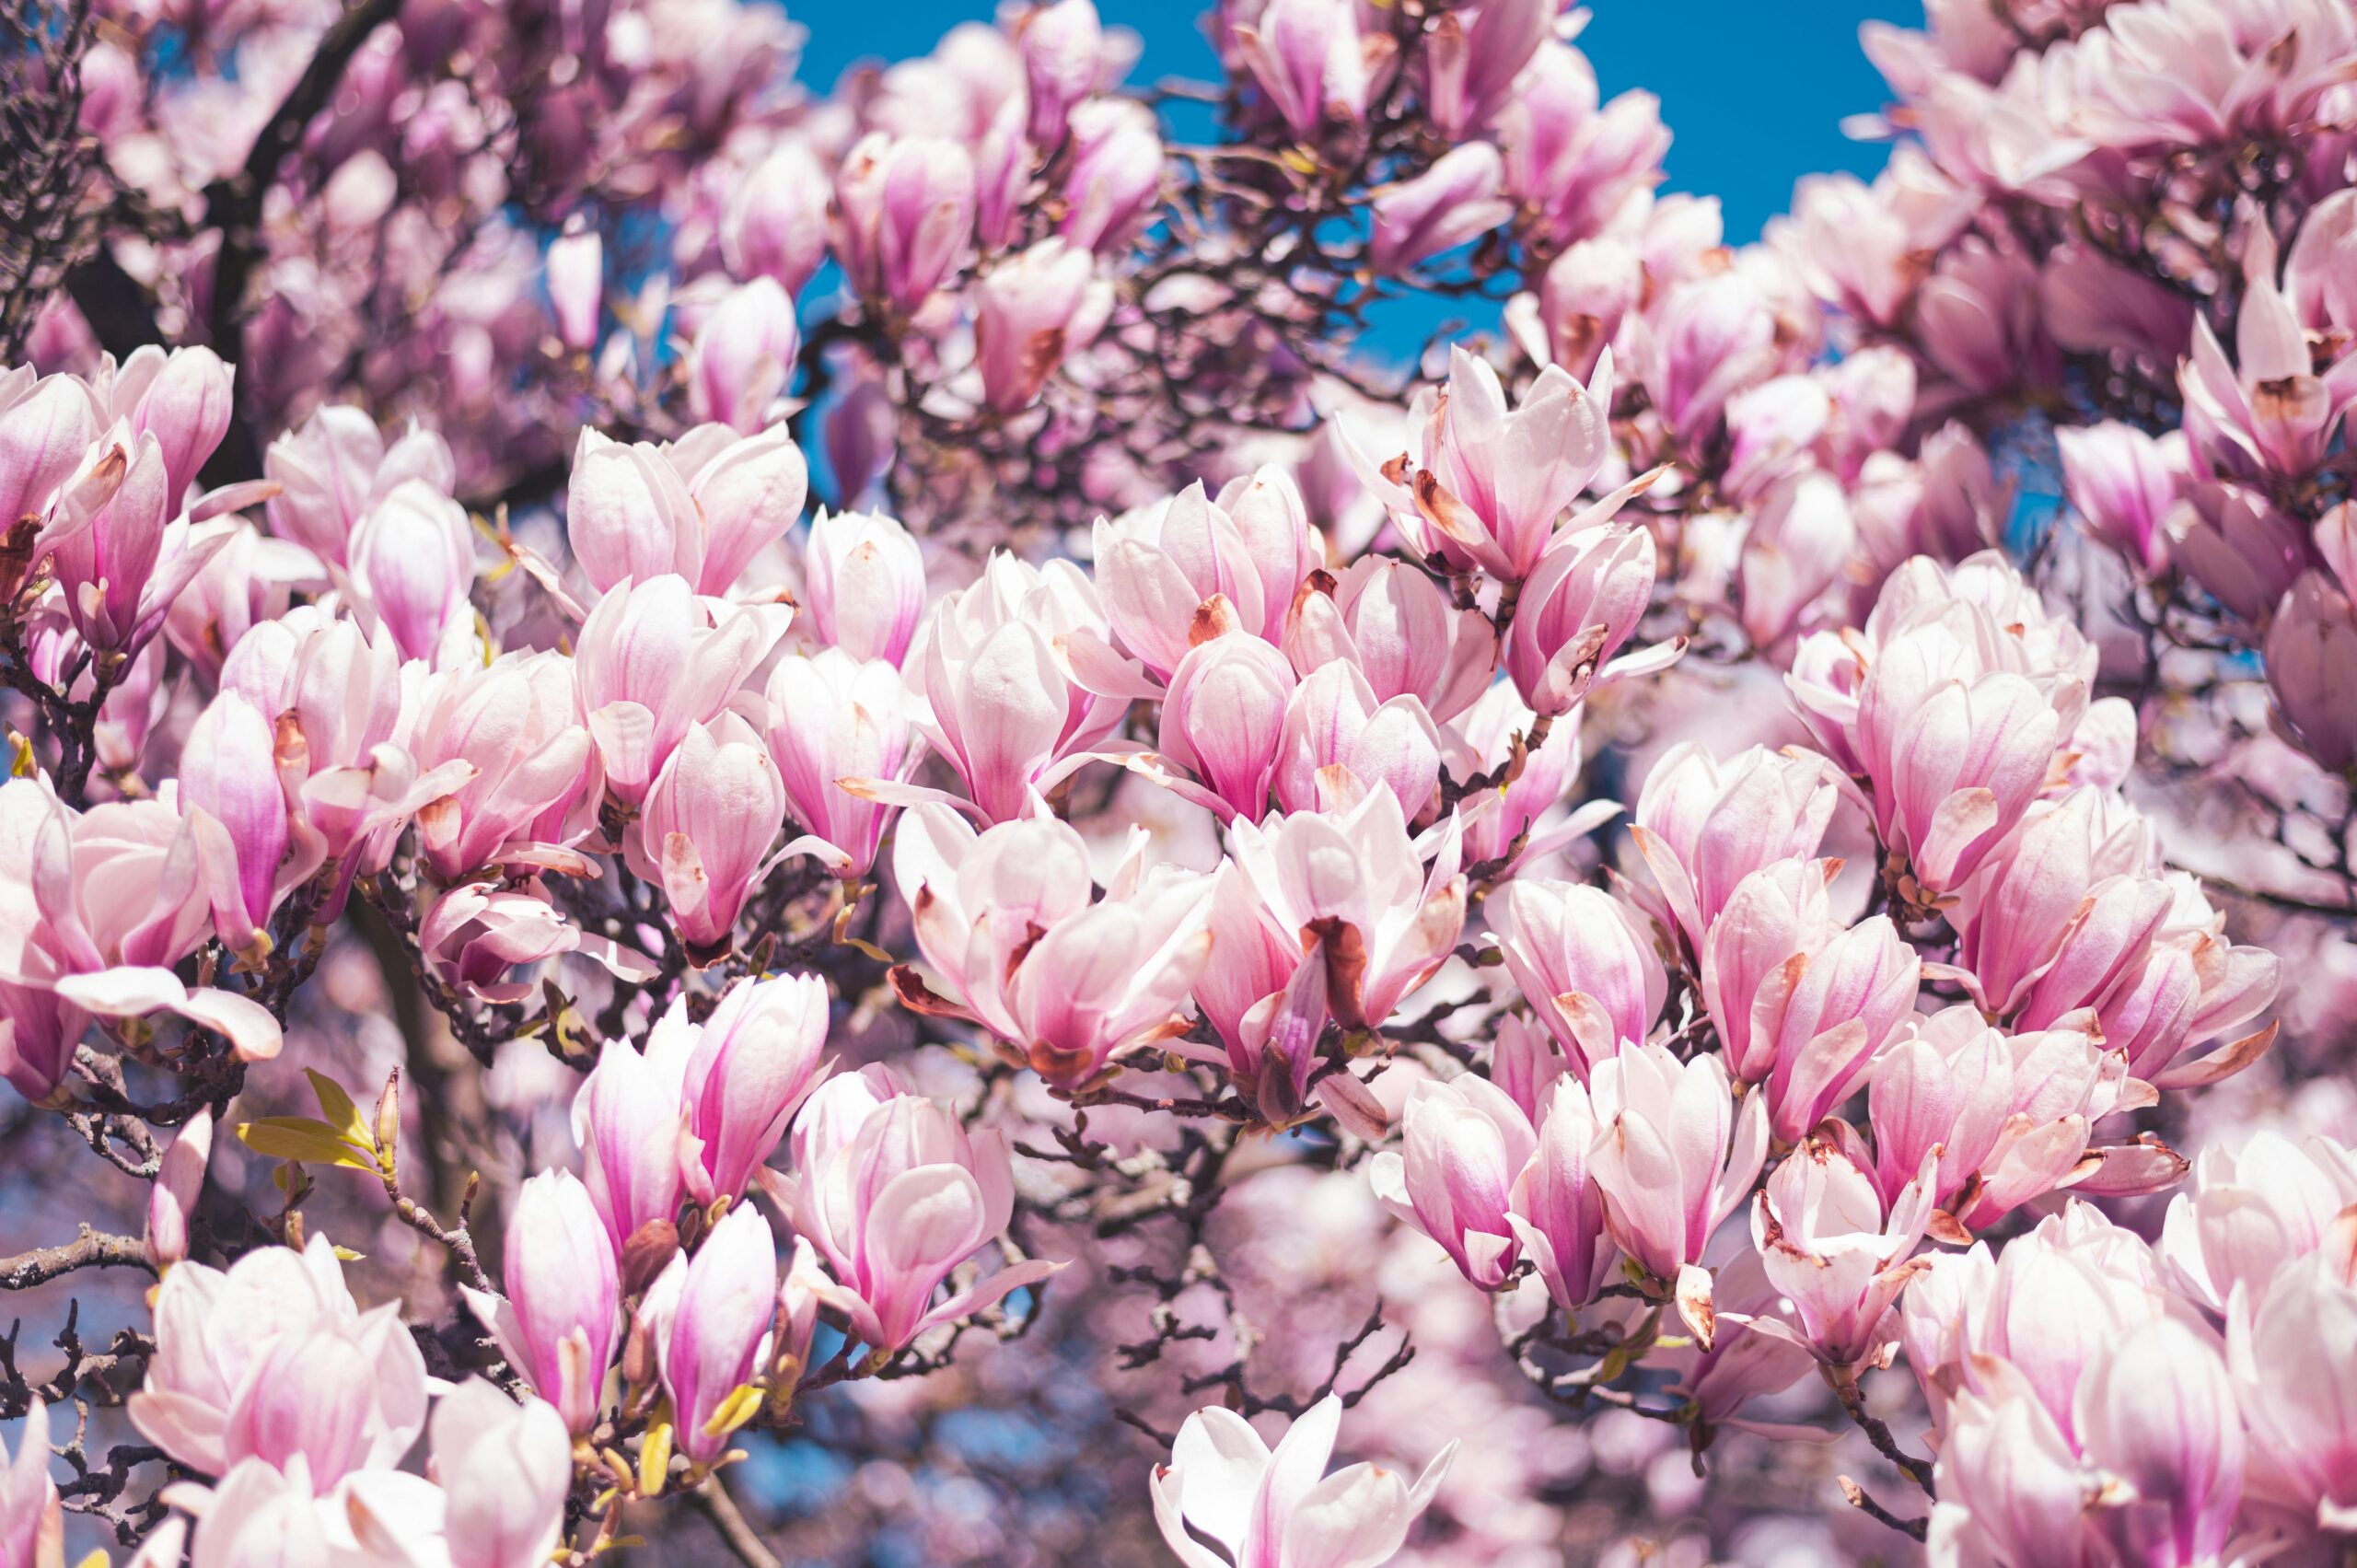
[1341,346,1612,582]
[1928,1365,2107,1568]
[569,971,828,1250]
[461,1169,619,1434]
[1946,789,2152,1019]
[1585,1040,1768,1327]
[803,508,924,666]
[832,133,976,315]
[0,371,102,540]
[418,880,584,1003]
[2265,569,2357,772]
[776,1065,1059,1353]
[725,138,830,298]
[2169,480,2313,627]
[905,553,1130,821]
[145,1107,213,1271]
[2180,225,2354,480]
[2157,1132,2357,1315]
[1497,46,1667,250]
[1150,1395,1455,1568]
[1738,469,1856,648]
[1419,0,1549,137]
[404,649,598,881]
[1283,557,1495,723]
[764,649,921,878]
[1060,99,1161,256]
[398,1380,571,1568]
[1271,659,1441,819]
[1158,630,1295,820]
[973,238,1112,412]
[48,426,236,656]
[263,405,457,569]
[1523,238,1642,382]
[1190,859,1315,1080]
[1489,878,1666,1078]
[1715,877,1916,1142]
[2235,1238,2357,1538]
[1641,271,1780,444]
[643,1202,779,1467]
[1368,142,1514,274]
[626,711,784,963]
[1631,740,1840,953]
[2076,1318,2247,1568]
[1372,1074,1536,1289]
[103,346,229,503]
[892,804,1213,1085]
[1095,482,1279,679]
[545,224,602,353]
[1225,785,1467,1032]
[1503,516,1679,719]
[573,574,775,807]
[131,1232,428,1485]
[179,687,301,956]
[1852,611,2077,898]
[343,478,480,666]
[690,277,800,434]
[1215,466,1320,640]
[0,779,279,1098]
[1020,0,1099,142]
[1229,0,1390,140]
[221,609,472,916]
[0,1398,62,1568]
[2056,422,2187,575]
[1748,1132,1935,1366]
[566,425,808,601]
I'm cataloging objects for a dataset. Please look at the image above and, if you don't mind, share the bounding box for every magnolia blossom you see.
[130,1234,428,1487]
[1488,878,1666,1076]
[625,712,784,961]
[461,1169,619,1433]
[574,574,776,807]
[803,509,925,666]
[1343,346,1612,581]
[892,805,1213,1085]
[1586,1040,1768,1335]
[643,1202,779,1466]
[774,1066,1058,1353]
[1151,1395,1455,1568]
[571,972,830,1247]
[1225,786,1467,1033]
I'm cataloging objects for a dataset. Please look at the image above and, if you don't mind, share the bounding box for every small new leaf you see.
[304,1069,377,1153]
[237,1117,378,1172]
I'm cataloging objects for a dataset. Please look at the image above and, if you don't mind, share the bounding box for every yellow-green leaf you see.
[304,1069,375,1152]
[237,1117,377,1171]
[701,1382,765,1440]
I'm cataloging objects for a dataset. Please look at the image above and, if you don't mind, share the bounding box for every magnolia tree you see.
[0,0,2353,1562]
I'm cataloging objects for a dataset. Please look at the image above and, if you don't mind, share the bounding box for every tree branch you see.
[0,1226,153,1291]
[693,1475,783,1568]
[199,0,405,482]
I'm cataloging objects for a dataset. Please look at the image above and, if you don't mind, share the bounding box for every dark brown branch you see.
[199,0,406,482]
[1839,1475,1931,1542]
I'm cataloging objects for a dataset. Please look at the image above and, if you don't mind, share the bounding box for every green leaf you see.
[304,1068,375,1152]
[237,1117,377,1172]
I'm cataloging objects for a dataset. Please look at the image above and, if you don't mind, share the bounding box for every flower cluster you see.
[1,0,2353,1563]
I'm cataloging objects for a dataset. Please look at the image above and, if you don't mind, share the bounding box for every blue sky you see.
[790,1,1922,242]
